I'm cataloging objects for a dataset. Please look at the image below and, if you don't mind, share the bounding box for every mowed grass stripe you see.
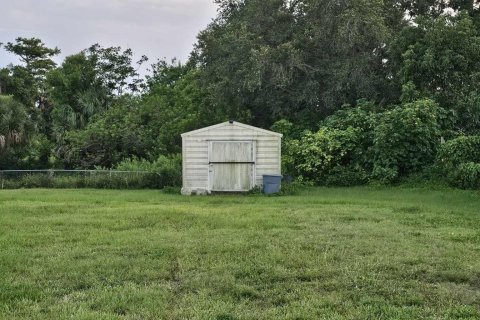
[0,188,479,319]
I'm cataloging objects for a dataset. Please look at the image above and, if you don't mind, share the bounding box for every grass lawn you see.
[0,187,479,319]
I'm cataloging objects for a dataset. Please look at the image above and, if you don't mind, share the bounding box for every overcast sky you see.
[0,0,218,70]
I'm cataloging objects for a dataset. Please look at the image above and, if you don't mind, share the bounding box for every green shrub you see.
[290,127,360,183]
[284,99,445,186]
[7,173,54,188]
[436,135,480,189]
[321,100,377,132]
[270,119,294,138]
[324,165,369,187]
[396,165,447,188]
[437,135,480,170]
[24,173,54,188]
[449,162,480,189]
[321,101,378,171]
[371,165,399,185]
[0,169,176,190]
[285,102,376,186]
[271,119,309,176]
[19,135,54,169]
[372,99,442,183]
[51,175,82,188]
[115,154,182,188]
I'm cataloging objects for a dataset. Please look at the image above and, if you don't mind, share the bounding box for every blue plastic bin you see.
[263,174,283,194]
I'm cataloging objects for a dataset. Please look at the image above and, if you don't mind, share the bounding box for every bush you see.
[0,173,54,188]
[449,162,480,189]
[437,136,480,189]
[395,165,449,189]
[0,162,180,190]
[371,165,399,185]
[285,99,445,186]
[115,154,182,188]
[20,134,54,169]
[324,165,369,187]
[321,100,377,132]
[321,101,378,171]
[0,172,147,189]
[437,135,480,170]
[372,99,443,183]
[271,119,309,176]
[290,127,360,183]
[436,135,480,189]
[283,102,377,186]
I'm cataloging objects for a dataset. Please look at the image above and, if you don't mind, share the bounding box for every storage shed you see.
[181,121,283,195]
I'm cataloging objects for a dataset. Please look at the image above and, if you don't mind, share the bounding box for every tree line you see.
[1,0,480,188]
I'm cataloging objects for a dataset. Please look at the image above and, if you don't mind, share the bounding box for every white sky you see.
[0,0,218,69]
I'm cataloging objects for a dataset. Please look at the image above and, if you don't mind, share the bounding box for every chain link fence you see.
[0,169,163,189]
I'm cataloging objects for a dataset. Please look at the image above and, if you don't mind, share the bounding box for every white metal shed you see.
[181,121,282,195]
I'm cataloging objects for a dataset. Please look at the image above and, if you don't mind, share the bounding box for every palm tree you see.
[0,96,32,150]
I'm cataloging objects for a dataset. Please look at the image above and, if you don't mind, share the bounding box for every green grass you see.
[0,187,479,319]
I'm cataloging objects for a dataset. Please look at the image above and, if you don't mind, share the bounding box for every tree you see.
[84,44,148,96]
[2,38,60,74]
[0,96,32,150]
[47,52,109,141]
[1,37,60,110]
[47,45,149,144]
[193,0,393,128]
[390,12,480,133]
[0,96,36,169]
[141,60,218,154]
[59,97,148,169]
[386,0,480,19]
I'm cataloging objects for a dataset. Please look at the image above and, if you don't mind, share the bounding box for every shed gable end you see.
[181,121,282,138]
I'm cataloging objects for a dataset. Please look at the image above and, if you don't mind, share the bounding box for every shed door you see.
[209,141,254,191]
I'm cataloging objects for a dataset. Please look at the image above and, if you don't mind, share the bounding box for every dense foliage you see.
[282,98,445,185]
[1,0,480,188]
[437,135,480,188]
[372,99,443,182]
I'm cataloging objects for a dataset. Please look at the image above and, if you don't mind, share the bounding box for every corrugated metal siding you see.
[182,122,281,193]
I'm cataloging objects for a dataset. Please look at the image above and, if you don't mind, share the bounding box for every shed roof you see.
[181,121,283,138]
